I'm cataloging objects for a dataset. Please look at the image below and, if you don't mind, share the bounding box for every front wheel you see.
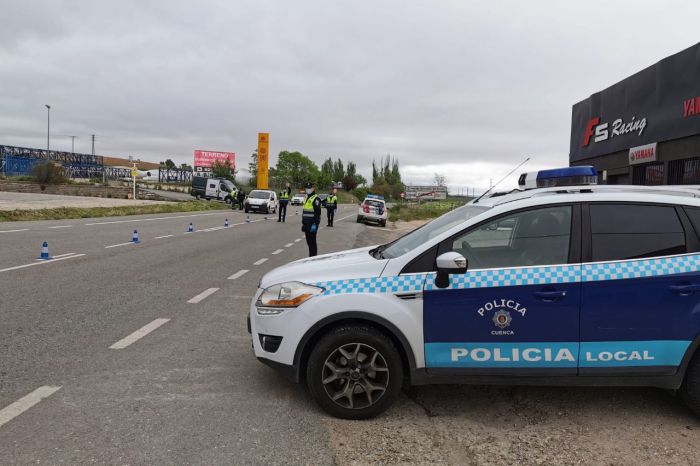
[356,215,363,223]
[306,325,403,420]
[681,352,700,417]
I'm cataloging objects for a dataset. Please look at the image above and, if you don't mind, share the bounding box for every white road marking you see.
[228,269,249,280]
[187,287,220,304]
[336,214,354,222]
[294,238,302,243]
[48,225,72,229]
[0,229,29,233]
[253,258,268,265]
[52,253,76,259]
[109,318,170,349]
[85,212,224,226]
[285,243,294,247]
[0,386,62,429]
[104,242,135,249]
[0,254,86,273]
[271,249,284,255]
[155,234,174,239]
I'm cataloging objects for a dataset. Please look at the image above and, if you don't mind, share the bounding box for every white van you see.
[244,189,278,214]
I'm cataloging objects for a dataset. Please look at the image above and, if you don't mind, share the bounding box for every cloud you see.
[1,0,699,189]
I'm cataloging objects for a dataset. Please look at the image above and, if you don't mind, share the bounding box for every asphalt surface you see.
[0,204,359,465]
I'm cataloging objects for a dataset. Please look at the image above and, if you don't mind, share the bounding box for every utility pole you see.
[69,136,76,153]
[45,105,51,150]
[91,134,95,155]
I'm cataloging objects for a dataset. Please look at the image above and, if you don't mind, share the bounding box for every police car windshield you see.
[365,200,383,207]
[379,205,489,259]
[249,190,271,199]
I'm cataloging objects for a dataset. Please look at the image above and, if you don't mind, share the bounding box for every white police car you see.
[249,167,700,419]
[357,194,388,227]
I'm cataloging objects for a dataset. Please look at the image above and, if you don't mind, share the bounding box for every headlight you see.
[256,282,324,314]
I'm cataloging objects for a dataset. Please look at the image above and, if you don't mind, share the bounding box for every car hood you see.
[259,245,385,288]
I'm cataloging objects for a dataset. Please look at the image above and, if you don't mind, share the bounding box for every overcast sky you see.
[1,1,699,191]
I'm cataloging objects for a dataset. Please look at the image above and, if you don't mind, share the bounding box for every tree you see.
[342,161,366,191]
[434,173,447,187]
[211,157,234,180]
[180,163,193,171]
[249,150,258,186]
[164,159,176,169]
[32,161,67,190]
[332,158,345,183]
[273,150,320,189]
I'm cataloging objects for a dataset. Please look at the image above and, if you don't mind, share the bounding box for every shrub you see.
[32,162,67,190]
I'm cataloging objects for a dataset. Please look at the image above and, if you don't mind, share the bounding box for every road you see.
[0,205,357,464]
[1,206,699,465]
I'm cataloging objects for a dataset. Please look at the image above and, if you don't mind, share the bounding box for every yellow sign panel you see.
[131,168,138,177]
[257,132,269,189]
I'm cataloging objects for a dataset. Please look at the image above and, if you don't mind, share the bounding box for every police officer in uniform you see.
[326,188,338,227]
[278,183,291,222]
[301,181,322,256]
[236,189,245,210]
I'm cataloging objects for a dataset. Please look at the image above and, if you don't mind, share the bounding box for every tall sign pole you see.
[257,132,269,189]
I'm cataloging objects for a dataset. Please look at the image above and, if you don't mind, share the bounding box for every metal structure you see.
[103,167,133,179]
[1,145,104,178]
[159,167,192,183]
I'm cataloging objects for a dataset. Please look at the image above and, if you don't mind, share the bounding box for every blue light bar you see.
[518,166,598,189]
[366,194,385,200]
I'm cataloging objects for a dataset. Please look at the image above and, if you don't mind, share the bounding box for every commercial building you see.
[570,42,700,185]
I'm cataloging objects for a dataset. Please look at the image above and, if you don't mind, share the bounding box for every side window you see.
[445,205,572,269]
[209,183,216,188]
[589,204,686,261]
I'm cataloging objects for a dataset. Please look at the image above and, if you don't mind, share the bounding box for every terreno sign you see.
[582,115,647,147]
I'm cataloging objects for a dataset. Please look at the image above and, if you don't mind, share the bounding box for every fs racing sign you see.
[570,42,700,162]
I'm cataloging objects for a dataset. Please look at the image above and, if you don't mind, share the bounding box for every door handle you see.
[669,284,700,296]
[534,290,567,302]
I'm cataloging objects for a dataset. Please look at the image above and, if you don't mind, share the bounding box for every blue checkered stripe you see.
[424,264,580,290]
[315,274,426,295]
[582,254,700,282]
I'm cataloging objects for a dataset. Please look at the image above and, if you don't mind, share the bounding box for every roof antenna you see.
[473,157,531,204]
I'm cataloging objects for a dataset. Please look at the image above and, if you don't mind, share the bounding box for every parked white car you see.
[357,194,388,227]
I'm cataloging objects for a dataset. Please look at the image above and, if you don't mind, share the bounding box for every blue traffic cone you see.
[38,241,52,260]
[225,218,229,228]
[132,229,140,243]
[187,222,193,233]
[264,215,268,221]
[245,215,250,223]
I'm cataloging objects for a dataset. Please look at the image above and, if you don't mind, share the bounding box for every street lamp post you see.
[45,104,51,151]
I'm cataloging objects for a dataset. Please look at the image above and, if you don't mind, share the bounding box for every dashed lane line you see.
[104,242,135,249]
[294,238,302,243]
[48,225,72,229]
[285,243,294,247]
[228,269,249,280]
[0,254,86,273]
[0,386,62,429]
[187,287,220,304]
[253,258,268,266]
[271,249,284,255]
[155,234,174,239]
[109,318,170,349]
[0,229,29,233]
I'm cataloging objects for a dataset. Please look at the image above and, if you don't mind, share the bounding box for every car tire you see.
[245,207,249,213]
[681,351,700,417]
[356,216,363,223]
[306,325,403,420]
[380,220,387,227]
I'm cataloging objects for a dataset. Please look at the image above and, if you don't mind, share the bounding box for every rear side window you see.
[589,204,686,261]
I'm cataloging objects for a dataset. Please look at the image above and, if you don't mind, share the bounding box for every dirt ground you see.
[324,220,700,466]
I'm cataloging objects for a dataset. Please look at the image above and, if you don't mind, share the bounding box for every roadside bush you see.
[32,161,67,190]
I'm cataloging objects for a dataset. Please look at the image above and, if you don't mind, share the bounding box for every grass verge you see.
[0,201,229,222]
[388,201,465,222]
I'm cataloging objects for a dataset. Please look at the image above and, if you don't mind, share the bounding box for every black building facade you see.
[570,43,700,185]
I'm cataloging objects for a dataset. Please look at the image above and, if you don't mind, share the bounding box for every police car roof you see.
[473,184,700,208]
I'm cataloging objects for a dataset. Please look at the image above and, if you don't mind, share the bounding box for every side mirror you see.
[434,252,468,289]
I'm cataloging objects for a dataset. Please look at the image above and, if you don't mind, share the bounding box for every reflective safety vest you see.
[280,191,289,200]
[302,194,319,223]
[326,195,337,207]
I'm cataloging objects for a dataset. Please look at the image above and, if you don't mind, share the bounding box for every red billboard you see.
[193,150,235,168]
